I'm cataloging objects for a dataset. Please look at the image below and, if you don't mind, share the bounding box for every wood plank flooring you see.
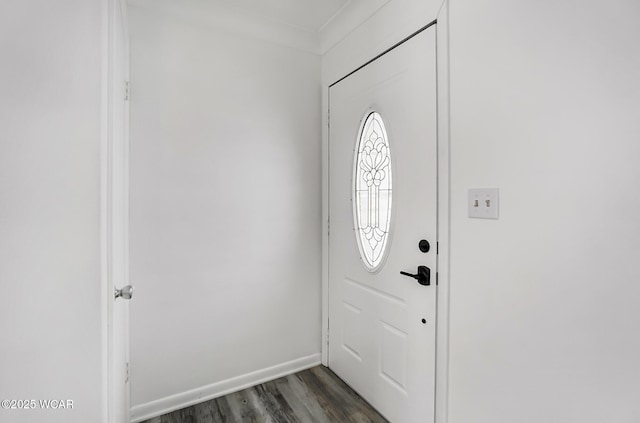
[142,365,388,423]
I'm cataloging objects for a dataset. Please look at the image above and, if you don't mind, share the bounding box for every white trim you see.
[321,87,330,366]
[105,0,116,417]
[130,354,322,422]
[105,0,131,421]
[319,0,391,55]
[101,0,111,422]
[434,1,450,423]
[122,0,132,416]
[119,2,132,422]
[318,0,354,33]
[128,0,320,55]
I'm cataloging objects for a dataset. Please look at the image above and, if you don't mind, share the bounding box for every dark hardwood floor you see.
[142,365,388,423]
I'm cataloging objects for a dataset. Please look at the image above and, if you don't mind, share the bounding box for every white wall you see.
[448,1,640,421]
[128,6,322,419]
[323,0,640,422]
[0,1,104,422]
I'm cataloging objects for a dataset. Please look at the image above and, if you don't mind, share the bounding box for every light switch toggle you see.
[468,188,499,219]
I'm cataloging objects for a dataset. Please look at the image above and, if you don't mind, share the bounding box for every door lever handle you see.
[400,266,430,286]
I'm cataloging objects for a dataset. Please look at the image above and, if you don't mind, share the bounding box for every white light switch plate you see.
[468,188,499,219]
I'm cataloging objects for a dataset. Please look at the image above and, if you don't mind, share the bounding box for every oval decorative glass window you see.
[353,111,392,271]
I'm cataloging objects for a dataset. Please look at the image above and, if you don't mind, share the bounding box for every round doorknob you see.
[115,285,134,300]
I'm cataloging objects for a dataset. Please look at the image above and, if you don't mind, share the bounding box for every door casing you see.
[102,0,131,421]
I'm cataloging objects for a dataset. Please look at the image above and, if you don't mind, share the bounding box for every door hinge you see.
[436,241,439,254]
[327,105,330,128]
[124,80,130,101]
[125,362,130,383]
[436,272,439,286]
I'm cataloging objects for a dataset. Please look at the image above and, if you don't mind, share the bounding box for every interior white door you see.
[109,0,131,421]
[328,25,437,423]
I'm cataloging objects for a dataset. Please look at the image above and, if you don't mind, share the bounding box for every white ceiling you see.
[129,0,351,33]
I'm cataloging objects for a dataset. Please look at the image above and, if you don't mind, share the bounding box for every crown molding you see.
[126,0,395,56]
[319,0,391,55]
[128,0,321,54]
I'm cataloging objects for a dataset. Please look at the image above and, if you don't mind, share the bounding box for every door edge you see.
[434,2,451,423]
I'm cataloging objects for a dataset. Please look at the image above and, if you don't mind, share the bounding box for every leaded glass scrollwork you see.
[353,111,392,271]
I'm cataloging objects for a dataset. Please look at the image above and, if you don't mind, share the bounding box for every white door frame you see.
[321,5,450,423]
[102,0,131,421]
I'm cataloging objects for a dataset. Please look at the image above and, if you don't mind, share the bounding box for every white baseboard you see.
[130,353,322,422]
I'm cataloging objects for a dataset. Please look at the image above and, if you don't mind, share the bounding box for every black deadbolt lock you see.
[419,239,430,253]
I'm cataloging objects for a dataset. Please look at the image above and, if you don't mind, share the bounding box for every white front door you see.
[328,25,438,423]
